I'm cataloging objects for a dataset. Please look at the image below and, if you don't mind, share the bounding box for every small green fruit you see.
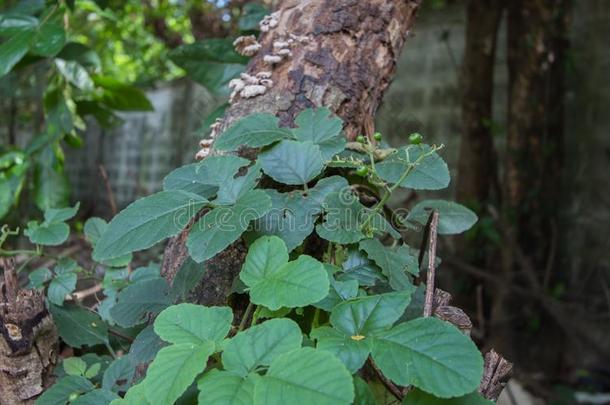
[409,133,423,144]
[68,393,80,401]
[355,166,369,177]
[356,135,366,143]
[373,132,382,141]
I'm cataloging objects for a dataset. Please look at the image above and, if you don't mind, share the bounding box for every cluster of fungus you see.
[196,10,311,160]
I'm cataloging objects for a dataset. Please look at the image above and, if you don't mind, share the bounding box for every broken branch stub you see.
[0,258,59,403]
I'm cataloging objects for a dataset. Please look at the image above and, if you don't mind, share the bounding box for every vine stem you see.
[423,210,440,317]
[369,357,405,401]
[360,145,441,231]
[238,301,255,332]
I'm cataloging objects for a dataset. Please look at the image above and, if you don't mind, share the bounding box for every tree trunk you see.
[0,258,58,404]
[456,0,503,210]
[161,0,423,305]
[491,0,570,366]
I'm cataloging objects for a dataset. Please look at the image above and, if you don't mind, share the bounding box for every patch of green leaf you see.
[222,318,302,376]
[64,357,88,376]
[31,21,66,57]
[214,113,294,151]
[109,278,170,328]
[197,370,259,405]
[240,236,329,310]
[407,199,478,235]
[359,239,418,290]
[93,190,207,261]
[0,29,35,77]
[403,389,493,404]
[254,347,354,405]
[195,156,260,205]
[154,303,233,346]
[129,325,165,366]
[338,248,386,287]
[36,375,95,405]
[169,39,247,94]
[143,341,215,405]
[316,191,366,244]
[292,107,346,160]
[187,189,271,263]
[371,317,484,398]
[331,289,415,337]
[55,59,94,90]
[260,140,325,185]
[376,145,450,190]
[163,163,219,199]
[50,303,109,348]
[252,176,347,251]
[47,272,77,306]
[238,3,268,31]
[93,75,154,111]
[72,389,120,405]
[102,356,135,392]
[310,326,370,373]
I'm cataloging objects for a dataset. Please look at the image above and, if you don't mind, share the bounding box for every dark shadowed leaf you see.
[110,278,171,327]
[36,376,95,405]
[169,39,247,94]
[50,303,109,348]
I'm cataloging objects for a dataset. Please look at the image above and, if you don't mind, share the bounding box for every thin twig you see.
[108,327,135,343]
[476,284,486,337]
[238,301,254,332]
[66,283,103,302]
[423,210,439,317]
[369,357,405,401]
[99,165,117,215]
[0,257,18,303]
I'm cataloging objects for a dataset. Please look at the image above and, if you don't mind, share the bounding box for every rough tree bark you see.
[0,258,58,404]
[161,0,423,304]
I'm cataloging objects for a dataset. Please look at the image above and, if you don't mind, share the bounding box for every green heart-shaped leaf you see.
[371,317,484,398]
[240,236,329,310]
[222,318,302,376]
[154,303,233,346]
[254,347,354,405]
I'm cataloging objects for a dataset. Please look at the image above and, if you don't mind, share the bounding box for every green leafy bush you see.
[3,106,484,403]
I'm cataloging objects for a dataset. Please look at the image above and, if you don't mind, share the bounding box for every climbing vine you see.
[3,107,494,404]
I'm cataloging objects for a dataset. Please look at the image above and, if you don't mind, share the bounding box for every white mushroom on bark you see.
[233,35,262,56]
[263,54,283,65]
[259,12,279,32]
[256,71,272,79]
[240,84,267,99]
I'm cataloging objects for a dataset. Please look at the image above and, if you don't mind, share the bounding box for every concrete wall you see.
[63,80,215,214]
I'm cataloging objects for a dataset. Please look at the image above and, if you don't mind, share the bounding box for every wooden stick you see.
[423,210,439,317]
[369,357,405,401]
[99,165,117,215]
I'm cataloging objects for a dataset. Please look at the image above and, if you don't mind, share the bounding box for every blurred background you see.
[1,0,608,403]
